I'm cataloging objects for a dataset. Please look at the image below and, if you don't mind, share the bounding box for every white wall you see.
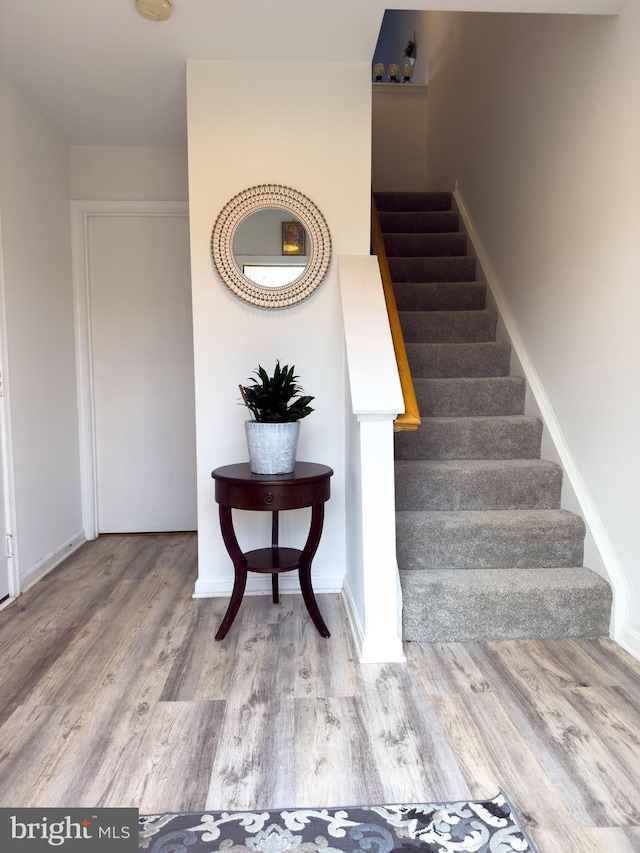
[0,75,83,584]
[70,146,188,201]
[420,6,640,653]
[372,86,429,192]
[186,60,372,599]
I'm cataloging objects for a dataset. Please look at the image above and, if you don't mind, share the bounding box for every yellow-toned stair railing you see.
[371,193,421,431]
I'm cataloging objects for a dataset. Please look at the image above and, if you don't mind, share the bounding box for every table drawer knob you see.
[265,492,274,505]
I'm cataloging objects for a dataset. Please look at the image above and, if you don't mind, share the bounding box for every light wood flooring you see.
[1,534,639,852]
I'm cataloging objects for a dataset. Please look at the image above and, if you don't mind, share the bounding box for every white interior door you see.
[88,212,197,533]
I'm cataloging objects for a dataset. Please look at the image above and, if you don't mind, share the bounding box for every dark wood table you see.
[211,462,333,640]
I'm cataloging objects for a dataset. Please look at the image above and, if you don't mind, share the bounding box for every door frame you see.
[71,200,190,539]
[0,207,19,603]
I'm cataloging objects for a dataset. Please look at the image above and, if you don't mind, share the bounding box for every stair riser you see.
[375,191,453,212]
[400,569,612,642]
[394,282,486,312]
[413,378,526,417]
[395,464,562,511]
[396,513,585,569]
[378,211,460,233]
[388,257,477,283]
[407,342,512,378]
[395,417,542,460]
[400,311,497,344]
[384,233,468,257]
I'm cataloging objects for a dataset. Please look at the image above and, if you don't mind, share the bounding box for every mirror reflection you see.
[233,208,309,287]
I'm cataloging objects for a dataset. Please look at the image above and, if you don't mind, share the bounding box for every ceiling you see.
[0,0,627,147]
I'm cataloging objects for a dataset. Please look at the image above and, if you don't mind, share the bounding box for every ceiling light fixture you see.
[136,0,172,22]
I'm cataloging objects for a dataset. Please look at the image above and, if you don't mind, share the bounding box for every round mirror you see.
[233,208,308,288]
[211,184,332,309]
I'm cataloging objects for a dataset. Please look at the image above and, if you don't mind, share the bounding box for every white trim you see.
[341,578,365,660]
[70,200,189,540]
[372,83,429,95]
[0,202,19,598]
[193,572,343,598]
[19,531,85,593]
[616,625,640,662]
[453,183,627,643]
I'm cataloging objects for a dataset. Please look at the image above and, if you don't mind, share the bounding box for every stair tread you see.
[400,566,609,586]
[397,508,583,523]
[399,309,495,317]
[395,458,560,470]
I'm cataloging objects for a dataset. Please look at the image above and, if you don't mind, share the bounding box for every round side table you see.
[211,461,333,640]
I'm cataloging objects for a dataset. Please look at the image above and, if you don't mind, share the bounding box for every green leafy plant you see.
[239,361,315,422]
[403,39,416,58]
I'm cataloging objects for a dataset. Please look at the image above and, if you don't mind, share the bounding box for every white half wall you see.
[187,61,372,601]
[420,6,640,655]
[0,74,83,583]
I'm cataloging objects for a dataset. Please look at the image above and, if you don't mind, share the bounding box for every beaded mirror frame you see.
[211,184,332,309]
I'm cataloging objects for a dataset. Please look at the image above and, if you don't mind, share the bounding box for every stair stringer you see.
[452,182,623,641]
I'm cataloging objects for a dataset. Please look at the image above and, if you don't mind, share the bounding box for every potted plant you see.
[403,39,416,62]
[239,360,314,474]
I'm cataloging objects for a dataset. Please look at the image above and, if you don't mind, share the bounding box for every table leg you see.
[271,510,279,604]
[215,504,248,640]
[299,503,330,638]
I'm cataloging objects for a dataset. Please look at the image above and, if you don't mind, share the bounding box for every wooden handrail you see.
[371,193,421,431]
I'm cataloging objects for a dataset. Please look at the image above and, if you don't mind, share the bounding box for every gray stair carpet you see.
[375,190,612,643]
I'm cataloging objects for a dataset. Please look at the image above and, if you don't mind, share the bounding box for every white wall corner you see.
[452,183,629,645]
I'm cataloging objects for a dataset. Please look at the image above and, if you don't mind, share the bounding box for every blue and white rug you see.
[139,791,536,852]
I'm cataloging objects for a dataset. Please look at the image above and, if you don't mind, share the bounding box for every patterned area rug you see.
[139,791,537,852]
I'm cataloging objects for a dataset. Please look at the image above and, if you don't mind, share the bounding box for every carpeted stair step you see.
[394,282,487,312]
[413,377,526,416]
[383,233,468,257]
[400,567,613,642]
[400,310,497,343]
[379,187,612,643]
[396,509,585,570]
[395,415,543,460]
[388,256,477,283]
[378,210,460,234]
[395,459,562,511]
[375,191,453,212]
[407,341,512,378]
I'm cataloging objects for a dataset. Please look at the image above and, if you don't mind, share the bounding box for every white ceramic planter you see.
[245,421,300,474]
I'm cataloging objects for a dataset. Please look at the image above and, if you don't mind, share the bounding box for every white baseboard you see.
[453,183,629,642]
[19,531,86,593]
[193,572,343,598]
[341,577,365,661]
[615,625,640,663]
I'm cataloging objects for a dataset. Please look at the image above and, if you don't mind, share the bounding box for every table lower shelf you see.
[245,546,302,573]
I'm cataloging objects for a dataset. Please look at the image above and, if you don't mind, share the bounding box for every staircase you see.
[375,190,612,643]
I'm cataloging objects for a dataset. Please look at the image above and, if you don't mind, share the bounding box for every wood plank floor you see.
[1,533,639,852]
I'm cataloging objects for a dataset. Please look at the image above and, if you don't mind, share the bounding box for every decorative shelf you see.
[372,83,428,95]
